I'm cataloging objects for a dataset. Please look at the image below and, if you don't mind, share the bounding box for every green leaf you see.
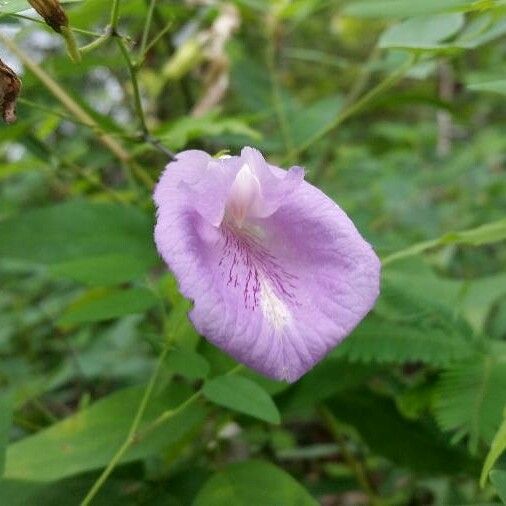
[480,410,506,487]
[490,471,506,504]
[0,201,158,277]
[203,375,281,424]
[165,349,210,380]
[333,316,473,365]
[156,110,260,151]
[444,218,506,246]
[3,384,206,481]
[468,80,506,95]
[332,276,474,365]
[57,287,158,326]
[193,460,318,506]
[280,358,373,412]
[48,253,153,286]
[0,477,137,506]
[344,0,476,18]
[0,394,12,477]
[434,352,506,453]
[379,13,465,50]
[326,390,478,474]
[285,94,343,148]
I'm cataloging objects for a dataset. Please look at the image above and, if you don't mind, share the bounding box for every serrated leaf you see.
[434,353,506,453]
[490,471,506,504]
[193,460,318,506]
[3,384,206,482]
[332,276,475,366]
[57,287,158,326]
[203,375,281,424]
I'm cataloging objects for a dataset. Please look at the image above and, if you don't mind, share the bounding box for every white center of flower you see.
[226,163,261,228]
[260,277,292,330]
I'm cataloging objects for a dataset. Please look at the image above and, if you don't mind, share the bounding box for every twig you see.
[0,32,154,190]
[80,344,171,506]
[284,53,417,162]
[115,35,176,160]
[140,0,157,58]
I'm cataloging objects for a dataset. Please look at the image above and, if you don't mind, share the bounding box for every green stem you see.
[60,25,82,62]
[79,32,111,54]
[141,18,173,61]
[0,33,154,190]
[7,13,103,36]
[116,36,176,159]
[110,0,121,30]
[284,53,416,162]
[138,391,202,438]
[140,0,157,58]
[80,345,171,506]
[116,37,149,135]
[0,33,130,166]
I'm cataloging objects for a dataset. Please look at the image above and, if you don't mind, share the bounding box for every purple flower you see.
[154,147,380,382]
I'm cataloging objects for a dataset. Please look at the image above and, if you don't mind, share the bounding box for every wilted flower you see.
[0,58,21,124]
[28,0,68,33]
[154,147,380,382]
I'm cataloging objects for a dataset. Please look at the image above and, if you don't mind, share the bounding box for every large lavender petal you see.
[154,148,380,382]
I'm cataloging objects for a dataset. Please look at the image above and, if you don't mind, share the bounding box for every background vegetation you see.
[1,0,506,504]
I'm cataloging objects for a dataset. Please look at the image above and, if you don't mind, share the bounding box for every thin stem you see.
[142,19,173,60]
[80,344,171,506]
[139,363,243,438]
[0,33,154,190]
[138,391,201,437]
[284,53,417,162]
[140,0,157,58]
[116,37,149,135]
[60,25,82,62]
[342,45,380,109]
[7,13,103,36]
[79,33,111,54]
[81,361,243,505]
[0,34,130,165]
[110,0,121,30]
[116,36,176,160]
[18,97,90,127]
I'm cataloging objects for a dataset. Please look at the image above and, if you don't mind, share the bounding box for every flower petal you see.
[240,146,304,218]
[154,148,380,382]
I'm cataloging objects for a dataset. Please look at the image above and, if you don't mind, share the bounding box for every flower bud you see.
[0,58,21,124]
[28,0,68,33]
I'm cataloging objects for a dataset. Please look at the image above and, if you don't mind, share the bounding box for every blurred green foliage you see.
[0,0,505,504]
